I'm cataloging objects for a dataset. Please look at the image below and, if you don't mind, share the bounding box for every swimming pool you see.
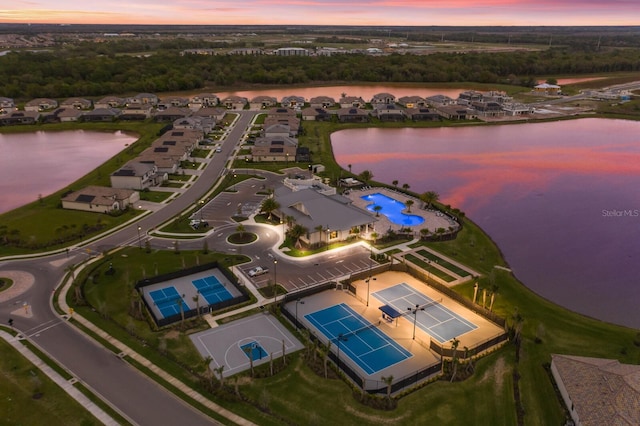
[361,193,425,226]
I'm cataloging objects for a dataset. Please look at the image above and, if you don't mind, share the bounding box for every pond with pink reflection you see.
[332,118,640,328]
[0,130,137,214]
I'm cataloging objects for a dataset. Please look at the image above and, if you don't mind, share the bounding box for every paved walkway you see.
[0,329,120,426]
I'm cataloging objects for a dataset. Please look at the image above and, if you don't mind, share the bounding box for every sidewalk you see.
[0,329,120,426]
[57,259,257,426]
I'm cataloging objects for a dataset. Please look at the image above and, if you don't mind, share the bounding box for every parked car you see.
[248,266,269,277]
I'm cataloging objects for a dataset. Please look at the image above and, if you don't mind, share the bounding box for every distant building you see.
[62,186,139,214]
[534,83,561,96]
[274,47,310,56]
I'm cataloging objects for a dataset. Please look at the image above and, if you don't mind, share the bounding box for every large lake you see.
[0,130,136,214]
[332,118,640,328]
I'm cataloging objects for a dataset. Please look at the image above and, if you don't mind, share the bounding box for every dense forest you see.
[1,45,640,99]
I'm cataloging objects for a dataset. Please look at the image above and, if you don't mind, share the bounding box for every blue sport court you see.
[149,286,189,319]
[192,275,233,304]
[373,283,477,343]
[240,341,268,361]
[305,303,412,375]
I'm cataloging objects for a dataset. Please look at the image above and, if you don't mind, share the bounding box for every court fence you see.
[136,261,250,328]
[281,299,443,395]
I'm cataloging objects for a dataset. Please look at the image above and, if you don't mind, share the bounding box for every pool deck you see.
[346,187,457,234]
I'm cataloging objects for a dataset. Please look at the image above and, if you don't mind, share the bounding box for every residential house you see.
[435,105,472,120]
[227,48,264,55]
[61,186,139,214]
[157,96,189,110]
[249,96,278,110]
[301,107,332,121]
[56,108,85,122]
[397,96,426,109]
[266,107,297,118]
[309,96,336,109]
[263,116,300,136]
[82,108,121,122]
[0,110,40,125]
[404,107,440,121]
[193,107,226,121]
[336,107,370,123]
[94,96,126,109]
[221,95,248,110]
[339,96,366,108]
[110,161,165,190]
[263,123,291,138]
[127,93,159,106]
[483,91,512,104]
[370,92,396,105]
[373,104,404,121]
[426,95,455,106]
[534,83,561,96]
[188,93,219,110]
[503,103,534,116]
[0,97,16,114]
[24,98,58,112]
[61,97,92,110]
[251,136,298,162]
[273,186,377,247]
[281,96,306,109]
[153,107,191,123]
[120,104,154,120]
[457,90,484,105]
[471,101,504,118]
[550,354,640,426]
[173,116,215,134]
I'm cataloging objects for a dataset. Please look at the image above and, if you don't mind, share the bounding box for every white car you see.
[248,266,269,277]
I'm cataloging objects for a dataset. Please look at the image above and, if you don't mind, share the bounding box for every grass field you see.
[416,249,471,277]
[0,337,100,426]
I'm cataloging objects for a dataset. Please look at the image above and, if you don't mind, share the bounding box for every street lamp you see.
[233,173,237,191]
[365,277,376,307]
[273,259,278,303]
[325,227,330,251]
[295,298,305,328]
[137,225,142,249]
[408,304,425,340]
[199,200,205,221]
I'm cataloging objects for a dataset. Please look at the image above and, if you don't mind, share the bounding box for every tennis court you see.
[305,303,412,375]
[192,275,233,304]
[149,286,189,319]
[373,282,477,343]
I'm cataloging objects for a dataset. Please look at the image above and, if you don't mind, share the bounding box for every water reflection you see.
[0,130,136,214]
[332,118,640,328]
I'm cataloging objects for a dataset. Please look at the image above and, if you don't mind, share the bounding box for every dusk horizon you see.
[2,1,640,27]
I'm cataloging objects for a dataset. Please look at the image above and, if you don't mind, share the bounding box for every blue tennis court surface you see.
[373,283,477,343]
[240,341,268,361]
[192,275,233,305]
[149,286,189,319]
[305,303,412,375]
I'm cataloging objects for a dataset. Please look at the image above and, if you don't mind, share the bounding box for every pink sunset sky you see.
[1,0,639,26]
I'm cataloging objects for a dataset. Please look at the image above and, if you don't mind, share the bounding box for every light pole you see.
[233,173,237,191]
[408,304,425,340]
[365,277,376,307]
[137,225,142,249]
[199,200,205,221]
[295,298,305,328]
[325,227,330,251]
[273,259,278,303]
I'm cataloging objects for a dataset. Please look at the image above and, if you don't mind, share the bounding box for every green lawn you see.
[416,249,471,277]
[139,190,173,203]
[0,337,100,426]
[404,253,457,282]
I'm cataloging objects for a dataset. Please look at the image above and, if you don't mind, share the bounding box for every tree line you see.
[1,45,640,100]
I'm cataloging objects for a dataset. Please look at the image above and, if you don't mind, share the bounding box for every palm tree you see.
[381,375,394,398]
[202,355,214,388]
[348,164,352,173]
[260,197,280,220]
[358,170,373,185]
[314,224,324,246]
[405,199,414,213]
[489,284,499,311]
[322,341,331,379]
[288,224,308,248]
[402,183,410,192]
[193,293,201,320]
[236,223,245,238]
[419,228,430,240]
[371,232,379,244]
[392,180,398,189]
[450,337,460,382]
[513,312,524,344]
[214,365,225,387]
[373,205,382,217]
[176,297,185,328]
[421,190,440,209]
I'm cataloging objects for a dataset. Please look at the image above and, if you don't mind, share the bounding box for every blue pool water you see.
[361,193,424,226]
